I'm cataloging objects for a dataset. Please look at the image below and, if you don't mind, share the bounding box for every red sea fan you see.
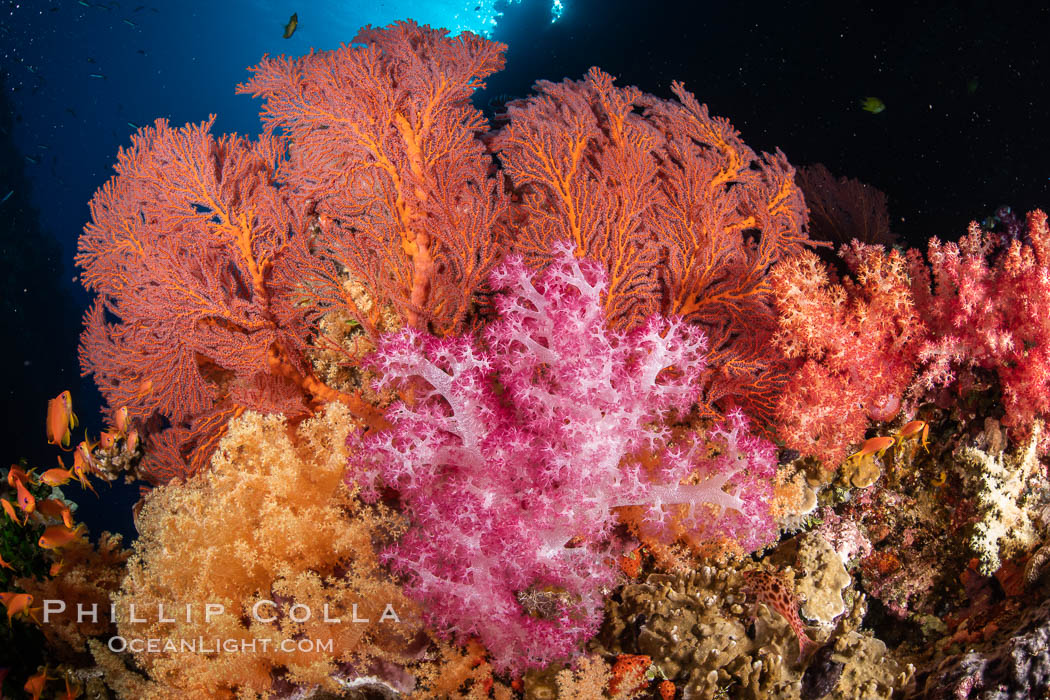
[487,67,818,430]
[77,118,332,483]
[237,20,508,337]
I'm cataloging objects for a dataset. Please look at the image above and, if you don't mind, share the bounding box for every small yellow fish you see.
[38,524,86,550]
[46,391,78,450]
[282,12,298,38]
[860,96,886,114]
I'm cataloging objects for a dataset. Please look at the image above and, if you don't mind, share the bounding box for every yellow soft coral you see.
[104,403,422,698]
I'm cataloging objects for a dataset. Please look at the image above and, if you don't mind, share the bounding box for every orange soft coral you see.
[103,404,423,698]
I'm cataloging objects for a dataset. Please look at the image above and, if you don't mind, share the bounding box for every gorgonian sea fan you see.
[346,241,778,673]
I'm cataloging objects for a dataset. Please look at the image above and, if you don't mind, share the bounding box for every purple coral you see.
[347,241,778,673]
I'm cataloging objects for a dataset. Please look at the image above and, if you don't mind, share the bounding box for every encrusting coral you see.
[93,404,424,698]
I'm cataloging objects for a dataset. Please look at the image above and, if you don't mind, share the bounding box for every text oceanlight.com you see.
[107,636,336,654]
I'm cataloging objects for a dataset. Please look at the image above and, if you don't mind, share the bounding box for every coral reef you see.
[910,597,1050,699]
[770,242,924,465]
[51,11,1050,700]
[593,551,911,699]
[488,66,817,430]
[908,209,1050,451]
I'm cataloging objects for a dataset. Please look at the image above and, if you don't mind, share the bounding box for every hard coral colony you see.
[4,15,1049,700]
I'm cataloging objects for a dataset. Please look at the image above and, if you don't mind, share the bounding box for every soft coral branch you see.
[907,209,1050,449]
[770,242,924,464]
[347,242,778,673]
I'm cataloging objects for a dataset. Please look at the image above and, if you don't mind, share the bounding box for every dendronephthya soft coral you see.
[347,242,779,673]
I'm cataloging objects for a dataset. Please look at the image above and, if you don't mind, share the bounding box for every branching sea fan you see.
[347,241,778,673]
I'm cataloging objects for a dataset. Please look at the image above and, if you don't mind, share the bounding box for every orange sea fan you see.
[488,67,819,429]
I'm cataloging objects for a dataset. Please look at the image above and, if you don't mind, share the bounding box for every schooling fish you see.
[6,466,30,489]
[46,390,78,449]
[71,445,99,496]
[1,497,20,525]
[741,569,821,662]
[0,592,33,622]
[38,523,86,550]
[14,477,35,516]
[40,466,73,487]
[35,498,74,529]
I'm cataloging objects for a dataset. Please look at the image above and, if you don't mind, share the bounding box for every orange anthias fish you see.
[98,430,117,450]
[0,592,33,622]
[24,665,51,700]
[1,497,21,525]
[71,445,99,496]
[7,465,32,488]
[14,477,35,515]
[35,498,74,529]
[46,390,78,450]
[126,428,140,452]
[40,465,74,487]
[112,405,130,436]
[741,570,821,662]
[38,524,86,550]
[0,550,14,570]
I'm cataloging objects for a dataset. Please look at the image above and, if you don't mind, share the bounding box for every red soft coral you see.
[908,209,1050,449]
[770,242,924,464]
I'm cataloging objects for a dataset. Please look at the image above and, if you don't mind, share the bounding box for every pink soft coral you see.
[347,241,778,673]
